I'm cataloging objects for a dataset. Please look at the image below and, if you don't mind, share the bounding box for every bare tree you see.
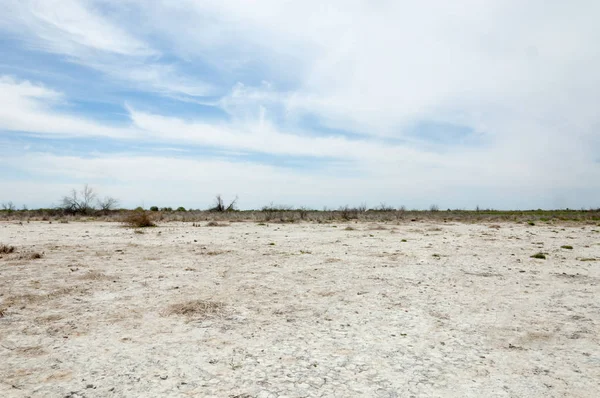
[226,195,238,211]
[1,201,16,212]
[98,196,119,211]
[209,195,238,212]
[61,184,97,214]
[210,195,225,212]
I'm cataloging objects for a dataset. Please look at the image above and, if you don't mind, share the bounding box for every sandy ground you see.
[0,220,599,397]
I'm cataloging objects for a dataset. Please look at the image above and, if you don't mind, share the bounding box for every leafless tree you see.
[210,195,225,212]
[1,201,16,212]
[209,195,238,212]
[60,184,97,214]
[98,196,119,211]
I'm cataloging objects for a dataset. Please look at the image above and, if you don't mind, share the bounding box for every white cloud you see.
[1,0,154,56]
[1,1,599,208]
[112,0,600,139]
[0,76,134,138]
[0,0,214,96]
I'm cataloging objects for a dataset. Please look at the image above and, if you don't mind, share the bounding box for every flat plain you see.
[1,220,599,397]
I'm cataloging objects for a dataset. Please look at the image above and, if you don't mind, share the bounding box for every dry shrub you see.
[206,221,226,227]
[0,244,16,254]
[165,300,224,318]
[204,250,226,256]
[17,251,43,260]
[3,287,80,308]
[344,226,355,231]
[123,211,156,228]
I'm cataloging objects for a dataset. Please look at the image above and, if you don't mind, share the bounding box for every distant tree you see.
[150,206,159,212]
[1,201,16,212]
[98,196,119,211]
[176,206,186,212]
[209,195,238,212]
[61,184,97,214]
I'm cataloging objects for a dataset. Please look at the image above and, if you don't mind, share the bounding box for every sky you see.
[1,0,599,210]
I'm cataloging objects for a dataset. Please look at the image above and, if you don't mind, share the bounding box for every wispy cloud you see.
[0,0,214,97]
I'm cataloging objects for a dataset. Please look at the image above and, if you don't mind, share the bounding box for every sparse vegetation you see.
[531,252,546,259]
[97,196,119,212]
[561,245,573,250]
[339,205,359,220]
[2,201,16,213]
[209,195,238,212]
[1,244,16,254]
[165,300,224,317]
[123,211,156,228]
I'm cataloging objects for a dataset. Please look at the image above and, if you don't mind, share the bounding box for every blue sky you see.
[1,0,599,210]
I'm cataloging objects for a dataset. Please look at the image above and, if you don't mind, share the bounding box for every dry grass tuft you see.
[123,211,156,228]
[15,251,43,260]
[165,299,224,318]
[204,250,226,256]
[3,287,82,308]
[1,244,16,254]
[206,221,226,227]
[77,270,112,281]
[344,226,355,231]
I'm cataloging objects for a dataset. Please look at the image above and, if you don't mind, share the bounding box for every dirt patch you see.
[0,221,598,397]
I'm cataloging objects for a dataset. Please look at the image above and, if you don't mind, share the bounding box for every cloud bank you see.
[0,1,599,209]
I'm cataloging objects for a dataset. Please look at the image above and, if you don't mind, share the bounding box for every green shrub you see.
[150,206,159,212]
[176,206,186,212]
[531,252,546,259]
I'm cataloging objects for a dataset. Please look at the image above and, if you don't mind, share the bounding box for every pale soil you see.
[0,221,599,398]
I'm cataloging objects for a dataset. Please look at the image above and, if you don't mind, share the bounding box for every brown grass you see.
[1,244,16,254]
[76,271,113,281]
[123,211,156,228]
[2,287,83,308]
[164,300,224,318]
[18,251,43,260]
[206,221,227,227]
